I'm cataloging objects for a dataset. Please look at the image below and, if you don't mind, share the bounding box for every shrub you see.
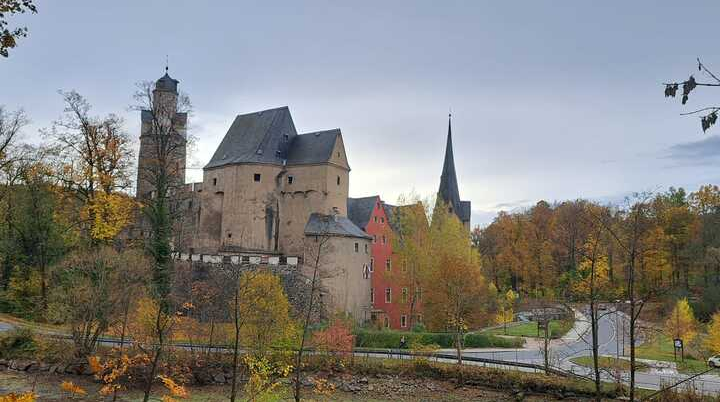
[0,328,37,359]
[354,330,522,349]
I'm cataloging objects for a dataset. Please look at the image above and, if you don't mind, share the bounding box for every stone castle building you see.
[135,71,470,324]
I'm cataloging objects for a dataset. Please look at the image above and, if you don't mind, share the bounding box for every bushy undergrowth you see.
[0,328,37,359]
[355,330,523,349]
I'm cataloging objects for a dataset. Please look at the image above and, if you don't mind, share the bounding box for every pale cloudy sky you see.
[2,1,720,226]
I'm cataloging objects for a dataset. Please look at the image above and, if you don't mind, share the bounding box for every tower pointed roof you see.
[437,114,471,225]
[439,114,461,210]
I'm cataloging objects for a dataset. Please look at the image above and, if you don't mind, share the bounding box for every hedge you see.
[354,330,523,349]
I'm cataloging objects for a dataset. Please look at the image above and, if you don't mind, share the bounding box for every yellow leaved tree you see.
[665,298,697,345]
[703,311,720,355]
[495,289,518,335]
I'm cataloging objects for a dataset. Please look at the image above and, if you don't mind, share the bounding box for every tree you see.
[664,58,720,132]
[225,268,294,402]
[425,203,491,382]
[0,0,37,57]
[132,81,191,306]
[571,225,613,402]
[596,194,654,402]
[44,91,136,244]
[495,289,517,335]
[293,216,334,402]
[665,298,697,347]
[48,247,150,356]
[389,192,431,328]
[703,311,720,355]
[2,154,67,314]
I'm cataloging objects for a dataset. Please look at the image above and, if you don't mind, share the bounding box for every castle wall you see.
[278,163,349,255]
[196,164,283,252]
[305,235,372,321]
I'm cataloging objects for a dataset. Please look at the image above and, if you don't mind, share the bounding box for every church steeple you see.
[439,113,461,213]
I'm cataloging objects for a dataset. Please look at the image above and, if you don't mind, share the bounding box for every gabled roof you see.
[304,213,372,239]
[438,114,471,224]
[205,107,298,169]
[287,129,341,166]
[347,196,380,229]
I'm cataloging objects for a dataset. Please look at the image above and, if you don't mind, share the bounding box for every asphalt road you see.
[462,307,720,395]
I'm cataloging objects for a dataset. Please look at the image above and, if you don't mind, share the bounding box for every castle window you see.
[402,288,408,303]
[416,287,423,301]
[213,178,217,186]
[336,176,340,185]
[369,258,374,272]
[354,242,359,253]
[363,264,369,279]
[287,175,294,184]
[227,233,232,238]
[385,259,391,272]
[254,173,261,182]
[364,243,368,253]
[370,288,374,304]
[385,288,392,303]
[283,134,289,141]
[373,216,378,223]
[381,217,385,224]
[382,235,387,245]
[384,317,389,328]
[401,315,407,328]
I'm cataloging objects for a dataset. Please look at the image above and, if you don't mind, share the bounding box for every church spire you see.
[438,113,461,213]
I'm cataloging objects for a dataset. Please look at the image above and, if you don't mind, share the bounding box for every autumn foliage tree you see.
[665,298,698,347]
[48,247,151,356]
[0,0,37,57]
[424,203,492,375]
[44,91,136,244]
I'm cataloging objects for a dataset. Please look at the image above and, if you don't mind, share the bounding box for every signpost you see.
[673,338,684,362]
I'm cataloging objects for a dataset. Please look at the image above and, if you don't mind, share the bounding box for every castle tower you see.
[437,114,471,229]
[136,68,188,199]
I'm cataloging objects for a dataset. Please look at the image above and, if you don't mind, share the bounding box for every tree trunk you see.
[230,281,241,402]
[294,248,322,402]
[142,306,165,402]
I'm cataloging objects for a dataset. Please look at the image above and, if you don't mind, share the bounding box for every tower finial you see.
[165,55,169,73]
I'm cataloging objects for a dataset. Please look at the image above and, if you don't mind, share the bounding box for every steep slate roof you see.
[286,129,340,166]
[205,107,298,169]
[347,196,379,230]
[438,115,471,224]
[381,202,399,232]
[304,213,372,239]
[156,72,179,93]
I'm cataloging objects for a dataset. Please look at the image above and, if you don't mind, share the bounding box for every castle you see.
[135,71,470,326]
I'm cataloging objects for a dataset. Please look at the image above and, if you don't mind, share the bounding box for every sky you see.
[2,1,720,227]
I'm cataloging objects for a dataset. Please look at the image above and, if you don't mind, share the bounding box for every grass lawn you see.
[482,320,573,339]
[635,333,709,374]
[571,355,649,372]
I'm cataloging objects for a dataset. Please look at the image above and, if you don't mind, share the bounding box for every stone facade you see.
[135,73,370,322]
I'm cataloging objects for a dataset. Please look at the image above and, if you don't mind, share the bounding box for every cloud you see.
[493,200,531,210]
[665,135,720,166]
